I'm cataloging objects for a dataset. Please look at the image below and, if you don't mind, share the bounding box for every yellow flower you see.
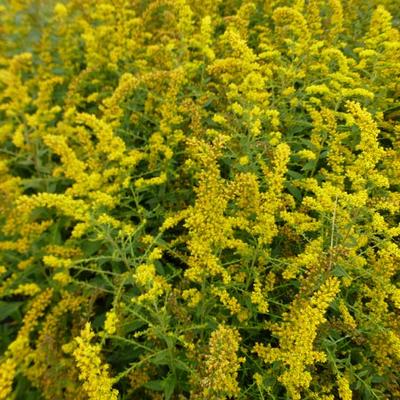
[297,149,317,160]
[250,278,269,314]
[201,325,244,399]
[212,114,226,124]
[254,277,340,399]
[148,247,163,261]
[12,283,41,296]
[0,289,53,399]
[182,288,202,308]
[0,358,17,400]
[239,155,249,166]
[338,300,357,330]
[70,323,119,400]
[337,374,352,400]
[54,3,68,18]
[104,310,118,335]
[53,271,72,286]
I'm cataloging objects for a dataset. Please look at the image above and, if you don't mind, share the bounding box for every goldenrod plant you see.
[0,0,399,398]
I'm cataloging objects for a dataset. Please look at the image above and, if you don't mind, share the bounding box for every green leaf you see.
[144,380,164,391]
[0,301,23,321]
[332,265,348,278]
[48,220,62,245]
[149,350,170,366]
[163,374,176,400]
[287,170,304,180]
[302,160,316,171]
[82,240,103,257]
[175,358,191,372]
[285,182,302,202]
[371,375,386,384]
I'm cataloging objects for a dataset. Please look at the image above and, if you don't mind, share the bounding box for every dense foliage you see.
[0,0,399,399]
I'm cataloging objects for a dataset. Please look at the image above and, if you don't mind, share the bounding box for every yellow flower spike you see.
[71,322,119,400]
[239,155,249,166]
[132,263,170,304]
[201,325,244,399]
[338,300,357,330]
[297,149,317,160]
[0,358,17,400]
[12,283,41,296]
[53,271,71,286]
[0,289,53,399]
[250,278,269,314]
[253,372,263,387]
[327,0,344,41]
[212,114,226,125]
[0,1,399,398]
[104,310,119,336]
[182,288,202,308]
[337,374,352,400]
[148,247,163,262]
[54,2,67,18]
[134,173,167,189]
[211,287,243,318]
[11,125,25,149]
[345,101,385,190]
[254,277,340,399]
[134,263,156,287]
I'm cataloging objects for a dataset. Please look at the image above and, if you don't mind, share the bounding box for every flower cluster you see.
[66,323,119,400]
[198,325,244,399]
[0,0,399,398]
